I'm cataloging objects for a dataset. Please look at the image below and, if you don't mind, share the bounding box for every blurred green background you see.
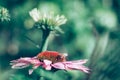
[0,0,120,80]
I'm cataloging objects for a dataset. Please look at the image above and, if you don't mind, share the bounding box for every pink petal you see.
[52,62,65,69]
[10,57,42,70]
[33,65,40,69]
[43,60,52,65]
[63,59,88,65]
[29,69,34,75]
[11,63,29,69]
[42,60,52,70]
[78,66,90,73]
[44,65,52,70]
[52,60,89,73]
[66,64,89,73]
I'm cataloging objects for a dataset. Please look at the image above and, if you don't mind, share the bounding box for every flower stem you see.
[85,31,109,80]
[40,30,50,52]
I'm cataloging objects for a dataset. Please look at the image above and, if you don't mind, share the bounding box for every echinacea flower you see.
[10,51,89,75]
[29,8,67,32]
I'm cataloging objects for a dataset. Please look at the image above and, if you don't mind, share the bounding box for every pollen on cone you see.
[37,51,60,58]
[37,51,66,63]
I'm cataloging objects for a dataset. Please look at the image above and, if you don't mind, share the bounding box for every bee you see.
[37,51,66,63]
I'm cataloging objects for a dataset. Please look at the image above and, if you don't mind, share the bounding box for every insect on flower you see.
[10,51,89,75]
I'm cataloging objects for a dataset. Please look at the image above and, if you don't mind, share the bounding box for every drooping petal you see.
[44,60,52,65]
[63,59,88,65]
[65,63,90,73]
[52,62,65,69]
[11,63,29,69]
[10,57,42,69]
[29,69,34,75]
[42,60,52,70]
[28,63,41,75]
[52,60,89,73]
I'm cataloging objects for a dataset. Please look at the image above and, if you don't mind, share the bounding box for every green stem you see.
[40,30,50,52]
[90,31,109,67]
[85,31,109,80]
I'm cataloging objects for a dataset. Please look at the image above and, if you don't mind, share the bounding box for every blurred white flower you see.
[0,7,10,21]
[29,8,40,22]
[29,8,67,31]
